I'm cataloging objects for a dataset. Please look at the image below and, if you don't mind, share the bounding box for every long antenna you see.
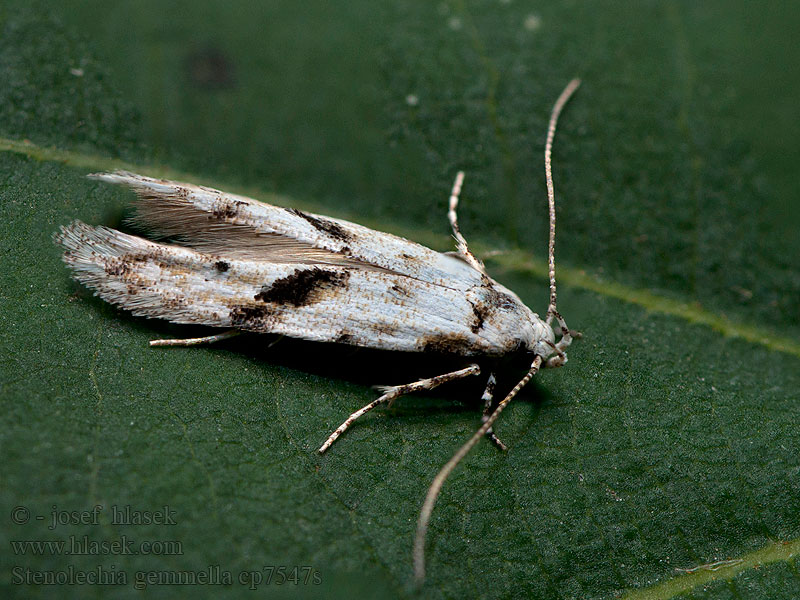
[545,78,581,323]
[413,356,543,583]
[413,79,582,584]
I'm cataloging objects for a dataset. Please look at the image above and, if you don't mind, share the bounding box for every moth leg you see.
[447,171,487,275]
[318,364,481,453]
[545,309,582,368]
[149,329,240,347]
[481,373,508,451]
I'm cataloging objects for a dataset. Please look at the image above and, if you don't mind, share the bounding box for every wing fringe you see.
[89,171,366,265]
[55,221,232,325]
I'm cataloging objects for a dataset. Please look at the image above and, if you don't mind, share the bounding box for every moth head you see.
[521,313,573,369]
[529,316,558,360]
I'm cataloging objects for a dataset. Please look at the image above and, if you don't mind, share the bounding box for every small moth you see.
[55,79,581,582]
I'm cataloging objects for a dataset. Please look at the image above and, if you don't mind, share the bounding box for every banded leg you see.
[318,364,481,453]
[150,329,240,347]
[545,309,582,368]
[481,373,508,451]
[447,172,487,275]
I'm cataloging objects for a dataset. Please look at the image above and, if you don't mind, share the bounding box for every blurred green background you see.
[1,1,798,598]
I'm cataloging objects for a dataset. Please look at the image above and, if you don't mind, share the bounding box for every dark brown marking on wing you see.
[103,251,164,277]
[103,258,131,277]
[470,301,491,333]
[390,281,411,297]
[287,208,352,242]
[160,293,188,312]
[420,333,474,355]
[230,304,275,328]
[469,283,519,333]
[490,290,519,311]
[119,252,152,264]
[371,322,398,337]
[335,332,355,345]
[254,267,350,307]
[109,251,223,276]
[504,338,527,355]
[212,199,245,220]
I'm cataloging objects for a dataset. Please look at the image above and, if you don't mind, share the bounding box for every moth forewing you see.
[88,170,484,287]
[57,221,543,355]
[55,79,582,586]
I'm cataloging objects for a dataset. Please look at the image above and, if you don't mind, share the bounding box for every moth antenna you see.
[545,78,581,324]
[413,355,543,584]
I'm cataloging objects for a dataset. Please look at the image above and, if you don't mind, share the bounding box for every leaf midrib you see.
[621,537,800,600]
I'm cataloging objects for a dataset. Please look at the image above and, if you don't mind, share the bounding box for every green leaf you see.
[1,2,798,599]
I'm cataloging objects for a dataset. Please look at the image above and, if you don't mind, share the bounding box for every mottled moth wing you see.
[95,172,479,286]
[56,173,536,356]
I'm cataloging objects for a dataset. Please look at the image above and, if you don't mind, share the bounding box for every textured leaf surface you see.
[1,2,798,599]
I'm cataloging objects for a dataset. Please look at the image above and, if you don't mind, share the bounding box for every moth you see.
[55,79,581,583]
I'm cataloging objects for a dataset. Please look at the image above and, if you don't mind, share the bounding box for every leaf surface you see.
[1,2,798,599]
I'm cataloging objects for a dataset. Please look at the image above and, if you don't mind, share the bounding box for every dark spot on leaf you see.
[254,268,349,306]
[185,45,236,90]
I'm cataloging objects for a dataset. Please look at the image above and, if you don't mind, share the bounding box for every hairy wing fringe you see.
[55,221,244,326]
[89,171,375,267]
